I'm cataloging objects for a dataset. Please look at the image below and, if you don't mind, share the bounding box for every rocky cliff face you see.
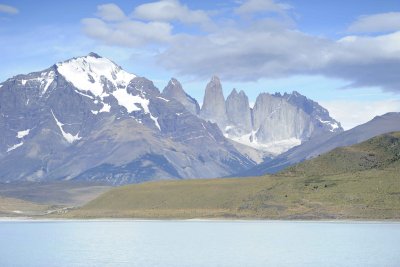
[162,78,200,115]
[225,89,252,135]
[281,91,341,137]
[195,76,343,154]
[252,93,314,143]
[200,76,228,127]
[0,53,254,184]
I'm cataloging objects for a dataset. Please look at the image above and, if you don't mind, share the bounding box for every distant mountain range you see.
[243,112,400,176]
[164,75,343,155]
[0,53,253,184]
[0,53,396,185]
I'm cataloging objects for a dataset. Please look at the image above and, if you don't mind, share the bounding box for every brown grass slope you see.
[66,132,400,220]
[0,196,50,217]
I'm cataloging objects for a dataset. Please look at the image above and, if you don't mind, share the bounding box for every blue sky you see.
[1,0,400,129]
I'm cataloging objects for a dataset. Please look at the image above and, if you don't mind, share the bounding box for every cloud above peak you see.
[0,4,19,15]
[81,1,400,93]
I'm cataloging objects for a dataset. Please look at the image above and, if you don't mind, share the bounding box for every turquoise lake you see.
[0,220,399,266]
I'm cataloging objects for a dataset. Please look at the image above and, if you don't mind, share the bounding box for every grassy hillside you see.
[282,132,400,177]
[64,132,400,220]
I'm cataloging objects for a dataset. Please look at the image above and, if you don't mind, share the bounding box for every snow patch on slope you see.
[112,89,147,113]
[17,129,30,139]
[51,110,81,143]
[41,71,55,94]
[19,71,55,95]
[157,96,170,102]
[7,142,23,152]
[99,103,111,113]
[318,117,340,132]
[150,114,161,130]
[91,103,111,115]
[225,130,301,155]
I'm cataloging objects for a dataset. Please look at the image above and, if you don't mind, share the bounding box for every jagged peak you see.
[206,76,223,90]
[163,77,185,96]
[87,52,102,58]
[292,90,301,96]
[210,75,221,84]
[227,88,248,99]
[203,76,224,103]
[168,77,181,87]
[238,90,247,96]
[208,75,221,87]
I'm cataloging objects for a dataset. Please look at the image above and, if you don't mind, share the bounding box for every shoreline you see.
[1,217,400,224]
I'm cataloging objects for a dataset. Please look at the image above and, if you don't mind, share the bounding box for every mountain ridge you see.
[0,53,254,184]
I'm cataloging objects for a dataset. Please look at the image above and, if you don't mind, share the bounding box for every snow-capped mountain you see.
[0,53,254,184]
[0,53,345,184]
[193,76,343,155]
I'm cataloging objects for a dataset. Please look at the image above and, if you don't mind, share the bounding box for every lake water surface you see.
[0,220,399,267]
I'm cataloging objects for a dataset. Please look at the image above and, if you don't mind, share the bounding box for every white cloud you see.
[81,1,400,93]
[82,0,210,47]
[235,0,292,15]
[96,3,126,22]
[321,99,400,130]
[348,12,400,33]
[158,23,400,92]
[0,4,18,15]
[158,22,330,80]
[81,18,173,47]
[133,0,210,26]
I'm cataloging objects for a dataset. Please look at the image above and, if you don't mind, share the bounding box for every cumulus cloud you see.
[321,99,400,130]
[0,4,19,15]
[82,18,173,46]
[81,1,211,47]
[81,2,400,93]
[158,22,400,92]
[348,12,400,33]
[235,0,292,15]
[321,32,400,91]
[96,3,126,22]
[133,0,210,26]
[158,22,331,80]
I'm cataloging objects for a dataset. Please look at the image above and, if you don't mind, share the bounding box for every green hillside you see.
[282,132,400,176]
[65,132,400,220]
